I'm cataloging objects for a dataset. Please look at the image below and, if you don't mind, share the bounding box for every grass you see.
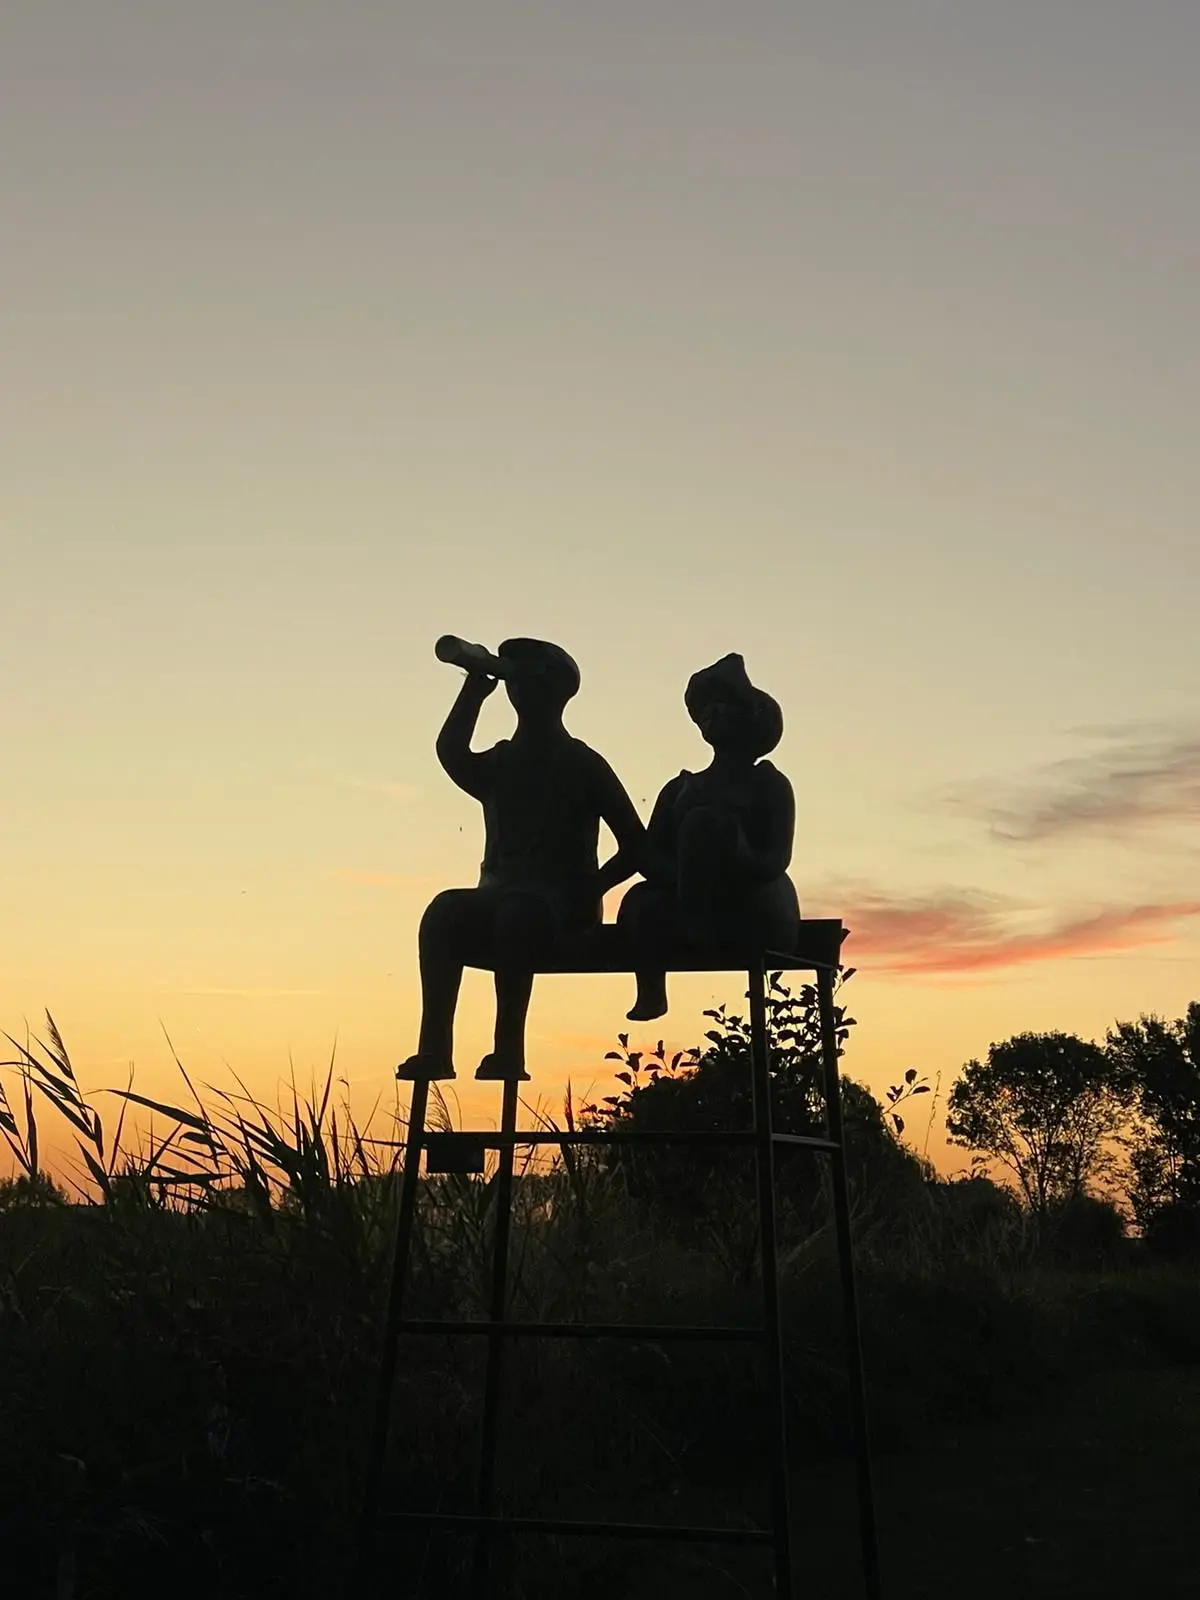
[1,1016,1198,1598]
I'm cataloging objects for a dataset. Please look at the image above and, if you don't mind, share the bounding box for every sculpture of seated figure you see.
[398,636,645,1083]
[618,653,800,1022]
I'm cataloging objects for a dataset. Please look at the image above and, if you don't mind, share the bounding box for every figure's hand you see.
[463,670,499,699]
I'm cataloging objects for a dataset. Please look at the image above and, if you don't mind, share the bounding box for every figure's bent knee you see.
[419,888,476,942]
[616,881,656,924]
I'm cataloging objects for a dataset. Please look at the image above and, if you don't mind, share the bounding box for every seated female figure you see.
[618,653,800,1021]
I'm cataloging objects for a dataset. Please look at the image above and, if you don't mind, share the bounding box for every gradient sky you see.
[3,3,1199,1175]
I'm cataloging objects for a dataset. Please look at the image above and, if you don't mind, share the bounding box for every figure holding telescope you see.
[398,636,645,1082]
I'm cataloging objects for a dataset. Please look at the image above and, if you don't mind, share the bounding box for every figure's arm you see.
[594,760,648,895]
[733,766,795,884]
[435,672,498,797]
[642,776,685,884]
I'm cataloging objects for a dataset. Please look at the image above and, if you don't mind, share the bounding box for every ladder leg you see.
[470,1076,521,1599]
[816,968,883,1600]
[748,964,795,1598]
[352,1077,431,1596]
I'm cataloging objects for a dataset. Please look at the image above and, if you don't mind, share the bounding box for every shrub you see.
[1044,1192,1127,1269]
[1141,1201,1200,1265]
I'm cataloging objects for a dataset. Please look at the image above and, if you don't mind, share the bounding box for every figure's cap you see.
[685,653,783,757]
[497,638,581,701]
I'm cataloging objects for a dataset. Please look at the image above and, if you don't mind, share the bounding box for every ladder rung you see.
[420,1129,758,1148]
[383,1128,839,1151]
[772,1132,839,1151]
[396,1318,764,1342]
[380,1509,773,1546]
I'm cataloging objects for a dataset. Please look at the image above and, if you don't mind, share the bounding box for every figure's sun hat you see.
[685,653,783,758]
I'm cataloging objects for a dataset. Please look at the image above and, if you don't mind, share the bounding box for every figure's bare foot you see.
[626,999,668,1022]
[475,1052,531,1083]
[396,1054,455,1082]
[626,979,668,1022]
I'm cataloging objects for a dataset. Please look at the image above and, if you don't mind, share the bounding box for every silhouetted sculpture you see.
[398,637,645,1082]
[617,654,799,1021]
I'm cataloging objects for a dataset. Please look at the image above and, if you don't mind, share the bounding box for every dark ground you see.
[484,1368,1199,1600]
[821,1368,1199,1600]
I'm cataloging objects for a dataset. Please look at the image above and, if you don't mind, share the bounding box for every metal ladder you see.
[353,943,881,1598]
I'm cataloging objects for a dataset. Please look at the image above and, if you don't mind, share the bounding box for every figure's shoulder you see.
[655,769,692,801]
[567,737,619,777]
[754,759,793,793]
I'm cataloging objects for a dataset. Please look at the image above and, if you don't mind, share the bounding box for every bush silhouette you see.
[584,973,926,1252]
[1141,1200,1200,1265]
[1044,1192,1127,1269]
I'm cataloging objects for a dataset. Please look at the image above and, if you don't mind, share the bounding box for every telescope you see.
[434,635,510,678]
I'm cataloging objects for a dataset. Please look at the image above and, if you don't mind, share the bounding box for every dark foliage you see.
[582,973,929,1256]
[1106,1002,1200,1236]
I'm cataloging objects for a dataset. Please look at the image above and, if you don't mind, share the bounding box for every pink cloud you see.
[840,890,1200,978]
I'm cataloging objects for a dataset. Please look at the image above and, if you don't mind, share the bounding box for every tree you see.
[1106,1002,1200,1230]
[945,1032,1132,1222]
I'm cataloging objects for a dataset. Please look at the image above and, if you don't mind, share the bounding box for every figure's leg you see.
[476,893,557,1081]
[676,806,735,937]
[397,889,486,1081]
[617,882,673,1022]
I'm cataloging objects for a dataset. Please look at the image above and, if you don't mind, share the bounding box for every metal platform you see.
[503,917,847,975]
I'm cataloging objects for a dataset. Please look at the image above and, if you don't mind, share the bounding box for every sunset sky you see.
[4,4,1199,1174]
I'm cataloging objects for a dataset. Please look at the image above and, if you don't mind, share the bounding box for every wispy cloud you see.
[840,888,1200,977]
[948,727,1200,843]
